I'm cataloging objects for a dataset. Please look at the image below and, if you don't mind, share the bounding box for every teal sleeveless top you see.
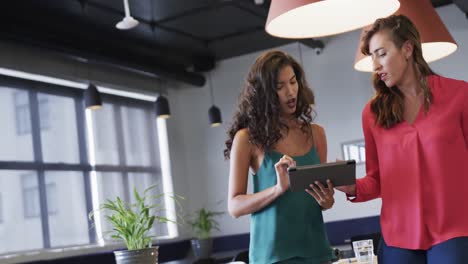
[249,147,333,264]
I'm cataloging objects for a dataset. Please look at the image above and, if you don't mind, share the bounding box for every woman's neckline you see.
[270,145,316,158]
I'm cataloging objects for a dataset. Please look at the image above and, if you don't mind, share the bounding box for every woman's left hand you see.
[306,179,335,210]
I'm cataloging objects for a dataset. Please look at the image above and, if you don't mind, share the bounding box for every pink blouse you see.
[353,75,468,250]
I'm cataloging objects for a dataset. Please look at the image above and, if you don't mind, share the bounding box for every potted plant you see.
[188,208,224,259]
[89,185,181,264]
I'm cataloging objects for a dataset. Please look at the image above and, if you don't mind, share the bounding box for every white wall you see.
[167,4,468,238]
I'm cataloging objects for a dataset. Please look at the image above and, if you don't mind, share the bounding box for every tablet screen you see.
[287,160,356,191]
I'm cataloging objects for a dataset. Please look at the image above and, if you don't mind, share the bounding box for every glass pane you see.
[22,173,40,218]
[91,103,119,165]
[46,171,90,247]
[128,173,168,237]
[0,88,34,161]
[359,146,366,163]
[0,170,43,254]
[342,145,350,160]
[121,106,153,166]
[95,172,125,236]
[349,145,359,161]
[40,93,80,163]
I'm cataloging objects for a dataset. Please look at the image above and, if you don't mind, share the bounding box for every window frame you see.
[0,76,93,249]
[0,75,168,256]
[91,93,161,213]
[14,90,31,135]
[341,139,366,164]
[22,173,40,218]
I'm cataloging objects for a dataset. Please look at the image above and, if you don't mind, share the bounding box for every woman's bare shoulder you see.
[310,123,326,135]
[234,128,250,143]
[233,128,263,169]
[233,128,257,153]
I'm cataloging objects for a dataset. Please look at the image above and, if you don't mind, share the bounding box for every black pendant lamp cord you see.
[150,0,155,33]
[208,72,215,106]
[298,42,304,66]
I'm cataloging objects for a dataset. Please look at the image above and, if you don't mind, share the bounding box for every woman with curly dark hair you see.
[225,50,335,264]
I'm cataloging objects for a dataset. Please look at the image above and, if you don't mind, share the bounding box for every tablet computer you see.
[287,160,356,192]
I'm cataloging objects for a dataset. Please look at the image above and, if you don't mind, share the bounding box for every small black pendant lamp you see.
[155,95,170,119]
[155,80,171,119]
[207,73,222,127]
[209,105,222,127]
[84,83,102,110]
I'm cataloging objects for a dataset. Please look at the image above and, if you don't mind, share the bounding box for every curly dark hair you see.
[361,15,434,128]
[224,50,315,159]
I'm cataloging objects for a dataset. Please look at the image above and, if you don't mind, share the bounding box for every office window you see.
[0,170,44,253]
[1,81,92,255]
[46,171,89,247]
[0,87,34,161]
[38,93,50,130]
[92,103,119,165]
[90,95,168,239]
[124,107,144,154]
[90,97,160,168]
[22,174,40,218]
[39,93,80,163]
[342,140,366,164]
[21,174,60,218]
[122,106,153,166]
[14,91,49,136]
[14,91,31,135]
[0,79,169,257]
[46,182,58,215]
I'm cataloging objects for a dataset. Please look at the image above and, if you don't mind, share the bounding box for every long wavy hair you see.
[224,50,315,159]
[361,15,434,128]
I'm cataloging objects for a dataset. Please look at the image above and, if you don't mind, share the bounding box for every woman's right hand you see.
[335,185,356,196]
[274,155,296,195]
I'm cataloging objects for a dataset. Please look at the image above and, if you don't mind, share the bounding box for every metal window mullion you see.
[75,96,96,244]
[0,161,92,171]
[145,108,165,235]
[114,105,130,202]
[93,165,158,173]
[29,90,51,248]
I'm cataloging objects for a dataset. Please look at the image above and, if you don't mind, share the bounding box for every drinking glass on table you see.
[352,239,374,264]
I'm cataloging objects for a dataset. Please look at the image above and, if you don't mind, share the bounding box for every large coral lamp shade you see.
[266,0,400,38]
[354,0,457,72]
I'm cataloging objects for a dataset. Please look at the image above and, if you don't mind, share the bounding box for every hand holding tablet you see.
[287,160,356,192]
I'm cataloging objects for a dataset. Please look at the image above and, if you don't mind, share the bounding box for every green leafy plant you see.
[189,208,224,240]
[89,185,182,250]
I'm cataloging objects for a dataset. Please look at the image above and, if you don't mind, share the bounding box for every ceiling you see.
[1,0,464,87]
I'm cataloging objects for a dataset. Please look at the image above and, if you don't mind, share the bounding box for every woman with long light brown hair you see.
[337,15,468,263]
